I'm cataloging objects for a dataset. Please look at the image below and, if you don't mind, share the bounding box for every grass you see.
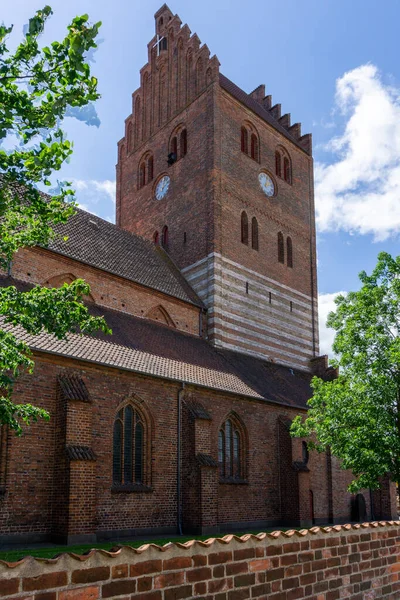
[0,528,299,563]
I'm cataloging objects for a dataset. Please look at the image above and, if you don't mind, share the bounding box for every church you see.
[0,4,396,546]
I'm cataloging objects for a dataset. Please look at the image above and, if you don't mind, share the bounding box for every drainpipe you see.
[7,260,12,277]
[177,382,185,536]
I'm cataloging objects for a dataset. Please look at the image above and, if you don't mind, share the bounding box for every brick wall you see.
[1,522,400,599]
[1,353,396,544]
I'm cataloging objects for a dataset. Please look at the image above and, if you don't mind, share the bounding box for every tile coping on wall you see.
[0,521,398,570]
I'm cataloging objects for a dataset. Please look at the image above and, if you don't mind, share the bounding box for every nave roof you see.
[1,276,312,410]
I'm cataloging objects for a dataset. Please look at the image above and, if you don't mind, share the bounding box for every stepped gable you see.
[219,74,312,155]
[117,2,311,157]
[47,208,203,307]
[0,276,312,409]
[117,4,220,156]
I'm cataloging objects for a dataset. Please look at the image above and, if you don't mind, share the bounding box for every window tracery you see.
[218,415,246,481]
[113,403,149,488]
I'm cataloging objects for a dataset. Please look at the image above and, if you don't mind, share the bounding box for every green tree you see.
[291,252,400,492]
[0,7,110,434]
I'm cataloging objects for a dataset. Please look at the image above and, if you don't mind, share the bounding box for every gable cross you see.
[153,34,165,57]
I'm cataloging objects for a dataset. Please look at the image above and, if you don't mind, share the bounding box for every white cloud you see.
[72,179,116,204]
[318,291,346,357]
[315,64,400,241]
[69,179,116,220]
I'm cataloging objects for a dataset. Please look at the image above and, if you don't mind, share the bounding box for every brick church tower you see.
[116,4,319,371]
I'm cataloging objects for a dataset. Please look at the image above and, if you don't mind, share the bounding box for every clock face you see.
[258,172,275,197]
[155,175,170,200]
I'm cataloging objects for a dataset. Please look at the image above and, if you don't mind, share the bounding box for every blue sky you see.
[3,0,400,354]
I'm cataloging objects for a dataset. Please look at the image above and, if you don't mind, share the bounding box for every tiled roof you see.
[0,276,313,410]
[58,374,90,402]
[66,445,96,461]
[219,74,311,155]
[47,208,203,307]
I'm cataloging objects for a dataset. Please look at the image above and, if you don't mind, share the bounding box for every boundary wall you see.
[0,522,400,600]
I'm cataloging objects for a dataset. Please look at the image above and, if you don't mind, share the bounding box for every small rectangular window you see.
[246,282,249,294]
[269,292,272,304]
[290,301,293,312]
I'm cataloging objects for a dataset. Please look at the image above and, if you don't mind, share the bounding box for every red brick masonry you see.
[1,521,399,599]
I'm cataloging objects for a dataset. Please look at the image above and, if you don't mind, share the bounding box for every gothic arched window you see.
[162,225,169,248]
[251,217,259,251]
[218,415,246,480]
[241,211,249,245]
[170,136,178,161]
[276,147,292,183]
[250,133,259,162]
[113,404,145,486]
[287,236,293,268]
[278,231,285,263]
[153,231,159,245]
[180,129,187,158]
[241,126,248,155]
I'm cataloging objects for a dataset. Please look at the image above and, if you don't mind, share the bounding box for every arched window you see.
[170,136,178,162]
[250,133,259,162]
[160,37,168,52]
[180,129,187,158]
[218,415,246,480]
[153,231,159,245]
[113,404,145,486]
[139,162,146,189]
[287,236,293,268]
[147,155,154,183]
[284,156,291,183]
[241,126,248,155]
[127,122,133,153]
[251,217,259,250]
[278,231,285,264]
[275,151,282,178]
[276,147,292,183]
[162,225,169,248]
[241,211,249,245]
